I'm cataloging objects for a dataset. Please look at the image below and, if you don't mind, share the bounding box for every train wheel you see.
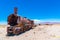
[7,27,14,36]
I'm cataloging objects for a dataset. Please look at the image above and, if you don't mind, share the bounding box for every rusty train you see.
[7,7,35,36]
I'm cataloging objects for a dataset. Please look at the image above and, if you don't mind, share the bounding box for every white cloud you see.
[33,19,41,24]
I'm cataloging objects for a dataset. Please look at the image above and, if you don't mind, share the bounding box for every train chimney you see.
[14,7,17,14]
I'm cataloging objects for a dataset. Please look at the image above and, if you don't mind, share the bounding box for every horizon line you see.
[1,19,60,25]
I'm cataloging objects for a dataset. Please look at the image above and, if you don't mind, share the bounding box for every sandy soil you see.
[0,24,60,40]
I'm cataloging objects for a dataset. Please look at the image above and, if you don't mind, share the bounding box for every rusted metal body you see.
[7,8,34,35]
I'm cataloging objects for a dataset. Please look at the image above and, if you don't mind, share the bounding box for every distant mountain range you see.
[34,22,60,25]
[39,22,60,24]
[33,19,60,24]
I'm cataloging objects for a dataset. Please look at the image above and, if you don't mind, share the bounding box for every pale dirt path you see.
[0,24,60,40]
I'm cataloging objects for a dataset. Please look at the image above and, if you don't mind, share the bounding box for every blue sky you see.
[0,0,60,24]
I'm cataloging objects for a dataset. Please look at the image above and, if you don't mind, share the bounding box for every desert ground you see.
[0,24,60,40]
